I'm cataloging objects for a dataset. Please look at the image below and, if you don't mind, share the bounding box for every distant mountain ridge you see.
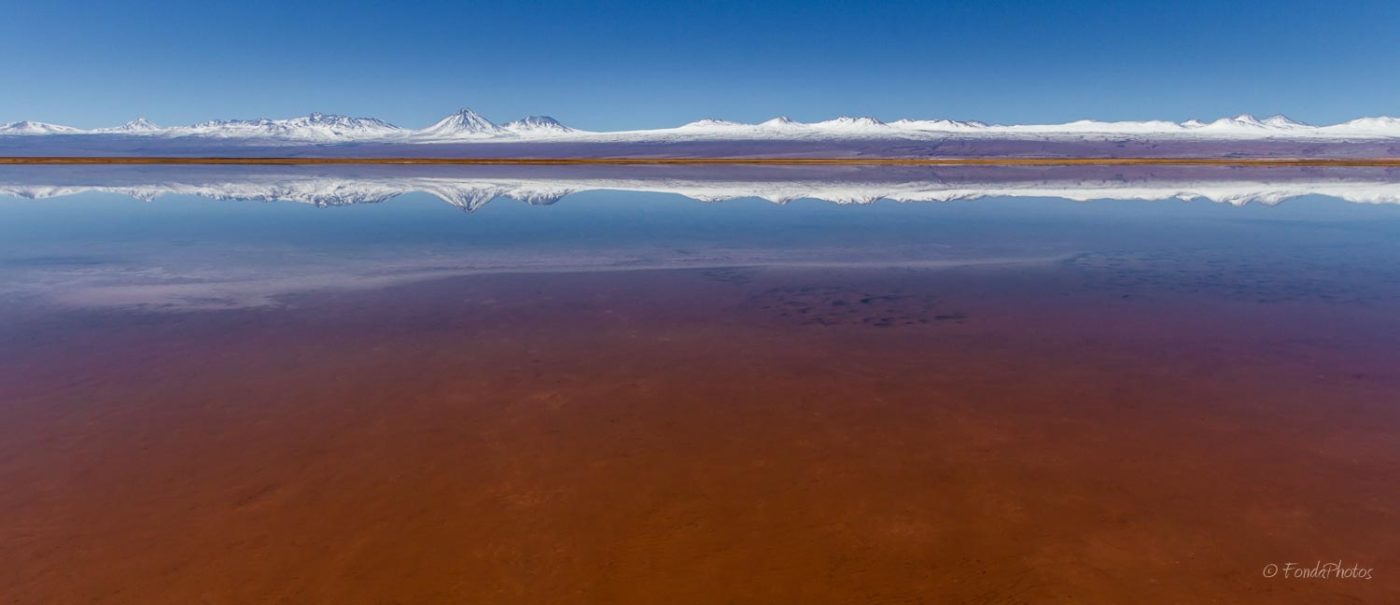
[0,120,83,135]
[5,109,1400,142]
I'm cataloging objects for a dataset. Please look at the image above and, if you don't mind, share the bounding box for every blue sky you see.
[4,0,1400,129]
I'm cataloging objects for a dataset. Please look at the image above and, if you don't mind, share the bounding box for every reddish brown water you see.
[2,261,1398,603]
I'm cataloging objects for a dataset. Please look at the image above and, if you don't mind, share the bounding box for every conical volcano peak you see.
[420,108,500,136]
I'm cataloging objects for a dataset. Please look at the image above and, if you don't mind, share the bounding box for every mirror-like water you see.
[3,165,1400,311]
[1,166,1398,603]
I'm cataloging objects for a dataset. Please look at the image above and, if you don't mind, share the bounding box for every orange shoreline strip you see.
[2,156,1400,166]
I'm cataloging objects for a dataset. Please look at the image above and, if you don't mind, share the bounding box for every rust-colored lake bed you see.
[1,168,1398,603]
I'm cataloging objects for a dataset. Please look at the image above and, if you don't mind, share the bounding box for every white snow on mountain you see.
[889,118,989,132]
[534,113,1400,142]
[175,113,407,140]
[6,110,1400,142]
[501,115,575,135]
[813,116,887,129]
[416,108,502,139]
[1316,116,1400,137]
[0,120,83,135]
[93,118,163,133]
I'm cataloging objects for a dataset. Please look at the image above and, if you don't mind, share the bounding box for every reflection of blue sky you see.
[2,184,1399,311]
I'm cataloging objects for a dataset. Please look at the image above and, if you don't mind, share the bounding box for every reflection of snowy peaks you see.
[4,174,1400,210]
[8,110,1400,142]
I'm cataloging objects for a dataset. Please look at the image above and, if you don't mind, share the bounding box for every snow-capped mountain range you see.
[6,109,1400,142]
[0,120,84,135]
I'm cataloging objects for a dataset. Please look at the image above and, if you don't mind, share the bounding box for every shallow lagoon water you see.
[1,166,1398,603]
[4,164,1400,311]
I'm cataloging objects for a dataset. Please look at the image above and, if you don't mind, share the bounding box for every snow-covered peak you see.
[179,113,403,140]
[501,115,574,135]
[640,115,895,139]
[813,116,887,129]
[889,118,988,131]
[1197,114,1276,132]
[680,118,745,129]
[1261,114,1308,129]
[1321,116,1400,135]
[121,117,161,131]
[1335,116,1400,128]
[418,108,500,138]
[1310,116,1400,138]
[1340,116,1400,128]
[93,118,162,134]
[301,112,398,129]
[1012,119,1187,134]
[0,120,81,135]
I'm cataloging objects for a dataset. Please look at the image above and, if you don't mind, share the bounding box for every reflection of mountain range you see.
[3,165,1400,210]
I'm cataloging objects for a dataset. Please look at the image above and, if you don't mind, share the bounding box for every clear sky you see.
[5,0,1400,130]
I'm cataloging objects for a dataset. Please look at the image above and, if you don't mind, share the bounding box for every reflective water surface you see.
[1,166,1398,603]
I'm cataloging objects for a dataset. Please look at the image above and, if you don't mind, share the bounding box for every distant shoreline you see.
[4,156,1400,167]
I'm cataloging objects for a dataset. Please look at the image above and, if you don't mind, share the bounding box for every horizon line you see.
[5,156,1400,167]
